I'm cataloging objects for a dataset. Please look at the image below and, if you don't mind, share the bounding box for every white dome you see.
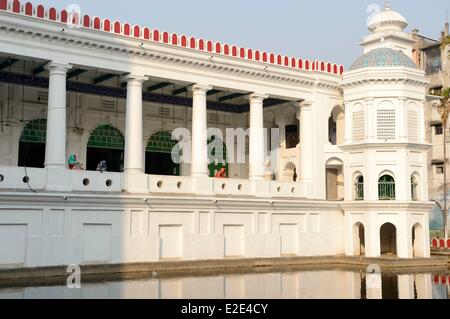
[368,7,408,32]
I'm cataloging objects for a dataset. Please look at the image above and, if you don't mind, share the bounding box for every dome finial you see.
[385,0,390,10]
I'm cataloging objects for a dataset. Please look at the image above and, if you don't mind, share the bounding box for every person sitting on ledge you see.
[68,154,83,170]
[96,160,107,173]
[215,167,227,178]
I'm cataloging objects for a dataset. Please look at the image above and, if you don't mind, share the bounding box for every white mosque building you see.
[0,1,433,269]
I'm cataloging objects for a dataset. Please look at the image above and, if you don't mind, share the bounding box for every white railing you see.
[70,170,123,192]
[0,166,46,190]
[270,181,305,198]
[148,175,196,194]
[0,166,308,198]
[213,178,252,196]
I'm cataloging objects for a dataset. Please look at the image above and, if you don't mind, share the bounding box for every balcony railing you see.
[0,165,308,199]
[355,182,364,201]
[378,182,396,200]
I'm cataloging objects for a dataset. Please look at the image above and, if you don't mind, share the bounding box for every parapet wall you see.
[0,0,344,75]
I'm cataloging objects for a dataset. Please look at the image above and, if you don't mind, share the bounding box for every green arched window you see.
[378,175,396,200]
[86,124,124,172]
[146,131,180,176]
[87,124,124,150]
[20,118,47,143]
[146,131,178,153]
[18,118,47,168]
[355,175,364,200]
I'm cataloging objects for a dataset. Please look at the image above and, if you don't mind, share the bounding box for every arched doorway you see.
[353,223,365,256]
[18,119,47,168]
[145,131,180,176]
[208,137,228,177]
[86,124,124,172]
[412,223,424,257]
[380,223,397,256]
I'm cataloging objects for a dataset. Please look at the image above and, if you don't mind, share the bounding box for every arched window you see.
[86,124,124,172]
[146,131,180,176]
[355,175,364,200]
[18,119,47,168]
[411,175,418,201]
[328,115,337,145]
[378,175,396,200]
[328,105,344,145]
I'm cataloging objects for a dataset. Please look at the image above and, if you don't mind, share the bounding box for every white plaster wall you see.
[344,208,431,258]
[0,195,344,268]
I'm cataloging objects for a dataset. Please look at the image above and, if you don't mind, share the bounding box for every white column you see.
[123,74,148,174]
[365,214,380,258]
[344,102,352,144]
[274,117,287,149]
[398,97,408,142]
[275,116,287,181]
[249,93,268,180]
[299,101,313,184]
[419,100,426,143]
[397,213,411,258]
[44,62,72,169]
[191,84,212,178]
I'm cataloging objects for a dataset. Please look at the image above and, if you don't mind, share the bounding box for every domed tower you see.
[341,2,432,259]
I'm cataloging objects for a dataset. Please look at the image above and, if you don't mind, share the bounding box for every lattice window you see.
[377,109,396,141]
[352,111,365,142]
[408,110,419,142]
[20,118,47,143]
[101,99,116,112]
[209,113,220,123]
[158,107,171,118]
[37,91,48,103]
[87,124,124,149]
[147,131,178,153]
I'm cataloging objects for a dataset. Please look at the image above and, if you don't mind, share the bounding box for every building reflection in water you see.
[0,270,447,299]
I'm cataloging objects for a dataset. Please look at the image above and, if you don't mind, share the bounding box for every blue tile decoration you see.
[350,48,416,71]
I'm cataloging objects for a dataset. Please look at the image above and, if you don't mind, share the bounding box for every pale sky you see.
[33,0,449,68]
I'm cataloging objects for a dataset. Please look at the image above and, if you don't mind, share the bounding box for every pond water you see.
[0,269,448,299]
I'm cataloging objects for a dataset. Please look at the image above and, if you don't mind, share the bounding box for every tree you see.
[434,87,450,240]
